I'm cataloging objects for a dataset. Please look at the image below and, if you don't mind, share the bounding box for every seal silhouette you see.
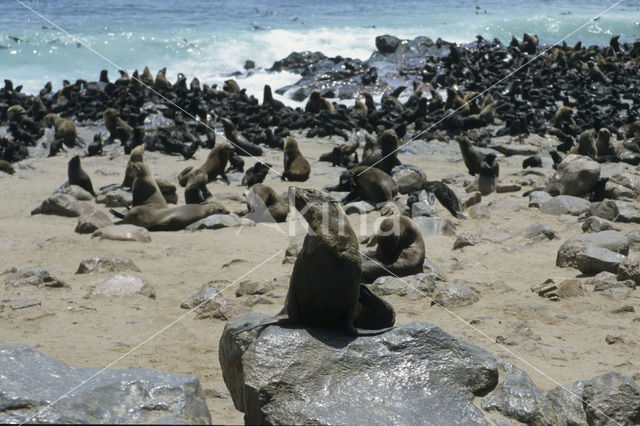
[235,187,395,335]
[68,155,95,196]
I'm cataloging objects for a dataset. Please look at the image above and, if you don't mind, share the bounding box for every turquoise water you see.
[1,0,639,96]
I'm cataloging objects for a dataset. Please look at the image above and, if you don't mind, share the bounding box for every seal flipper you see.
[346,284,395,336]
[232,314,291,335]
[109,208,126,219]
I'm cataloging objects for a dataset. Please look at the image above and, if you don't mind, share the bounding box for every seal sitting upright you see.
[235,187,395,335]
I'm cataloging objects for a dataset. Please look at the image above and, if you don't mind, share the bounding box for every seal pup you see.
[184,169,213,204]
[595,128,614,157]
[358,129,401,175]
[423,181,465,219]
[0,159,15,175]
[342,166,397,205]
[522,155,542,168]
[200,142,235,183]
[103,108,133,144]
[570,129,597,158]
[68,155,95,196]
[479,153,499,178]
[242,161,271,188]
[235,187,395,335]
[121,144,145,188]
[44,113,78,147]
[361,216,426,283]
[281,136,310,182]
[245,183,288,223]
[87,133,103,157]
[131,162,168,209]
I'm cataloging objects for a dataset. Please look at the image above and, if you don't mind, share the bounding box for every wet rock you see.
[75,210,113,234]
[235,280,275,297]
[186,214,254,231]
[0,343,211,424]
[270,50,327,73]
[220,314,560,425]
[531,278,585,300]
[375,34,401,54]
[581,216,621,233]
[412,216,457,237]
[550,154,601,197]
[344,201,375,215]
[556,231,629,269]
[31,194,91,217]
[523,224,558,240]
[539,195,591,216]
[453,233,482,250]
[546,372,640,426]
[368,273,438,300]
[618,257,640,283]
[432,282,479,307]
[2,267,67,288]
[575,246,626,275]
[92,225,151,243]
[85,274,156,299]
[76,257,140,274]
[528,190,552,208]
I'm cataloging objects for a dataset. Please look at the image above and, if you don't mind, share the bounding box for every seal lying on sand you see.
[342,166,398,205]
[245,183,288,223]
[110,202,228,231]
[423,180,465,219]
[235,187,395,335]
[361,216,426,283]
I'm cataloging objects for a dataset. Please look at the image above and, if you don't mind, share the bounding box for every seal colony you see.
[3,31,640,423]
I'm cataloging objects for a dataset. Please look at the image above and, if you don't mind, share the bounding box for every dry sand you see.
[1,130,639,423]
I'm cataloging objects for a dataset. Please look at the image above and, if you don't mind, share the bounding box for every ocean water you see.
[1,0,639,99]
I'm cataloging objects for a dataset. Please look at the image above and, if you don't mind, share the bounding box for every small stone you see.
[2,267,67,288]
[31,194,89,217]
[531,278,584,300]
[76,257,140,274]
[617,257,640,283]
[463,192,481,208]
[432,282,479,308]
[453,233,481,250]
[411,201,438,218]
[235,280,275,297]
[605,334,634,345]
[610,305,635,314]
[9,298,41,310]
[575,246,626,275]
[528,191,551,208]
[496,183,521,193]
[581,216,620,233]
[523,224,559,240]
[242,295,275,307]
[539,195,591,216]
[181,286,224,309]
[467,203,490,219]
[75,210,112,234]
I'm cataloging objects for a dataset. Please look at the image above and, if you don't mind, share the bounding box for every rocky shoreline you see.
[1,33,640,424]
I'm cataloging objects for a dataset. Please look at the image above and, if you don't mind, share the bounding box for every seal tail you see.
[232,315,291,335]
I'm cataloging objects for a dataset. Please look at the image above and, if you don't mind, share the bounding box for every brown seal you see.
[68,155,95,196]
[103,108,133,143]
[305,90,335,114]
[122,144,145,188]
[423,180,465,219]
[44,113,78,147]
[361,215,426,283]
[155,178,178,204]
[570,129,597,158]
[184,169,213,204]
[0,160,15,175]
[235,187,395,335]
[456,135,491,176]
[357,129,401,174]
[342,166,397,205]
[245,183,288,223]
[131,162,167,209]
[282,136,310,182]
[7,105,27,122]
[112,202,228,231]
[595,128,613,157]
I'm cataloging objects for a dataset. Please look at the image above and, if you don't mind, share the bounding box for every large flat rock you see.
[220,313,562,425]
[556,231,630,269]
[0,343,211,424]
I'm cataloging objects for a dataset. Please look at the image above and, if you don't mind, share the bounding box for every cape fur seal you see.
[131,162,167,209]
[342,166,398,205]
[0,160,15,175]
[44,113,78,147]
[200,142,235,183]
[361,215,426,283]
[358,129,402,174]
[111,202,228,231]
[103,108,133,144]
[245,183,288,223]
[122,144,145,188]
[68,155,95,196]
[282,136,310,182]
[241,161,271,188]
[235,187,395,335]
[423,181,465,219]
[184,169,213,204]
